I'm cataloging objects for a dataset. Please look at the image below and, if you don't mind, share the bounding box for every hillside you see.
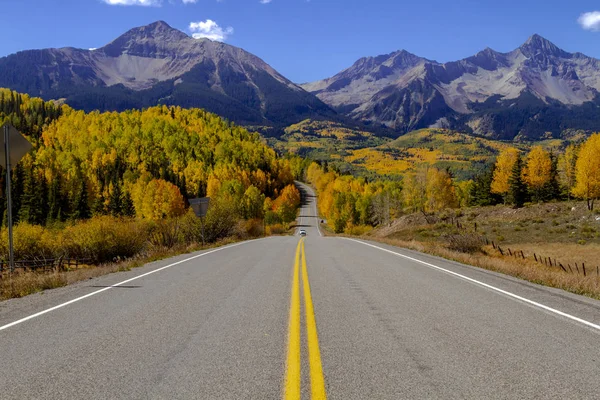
[0,89,301,227]
[303,35,600,140]
[0,21,335,127]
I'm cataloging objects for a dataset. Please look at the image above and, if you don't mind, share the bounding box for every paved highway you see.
[1,182,599,399]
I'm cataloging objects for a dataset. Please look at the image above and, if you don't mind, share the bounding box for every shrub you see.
[62,216,150,263]
[346,225,373,236]
[443,233,485,253]
[268,224,287,235]
[203,199,238,242]
[0,224,59,261]
[242,219,265,238]
[148,218,184,249]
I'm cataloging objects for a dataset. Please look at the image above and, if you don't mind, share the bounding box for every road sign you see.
[0,124,32,167]
[189,197,211,218]
[189,197,211,246]
[2,124,32,272]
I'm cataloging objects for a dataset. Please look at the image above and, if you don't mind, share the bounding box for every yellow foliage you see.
[523,146,552,190]
[491,148,520,195]
[573,133,600,208]
[426,168,458,212]
[132,178,186,220]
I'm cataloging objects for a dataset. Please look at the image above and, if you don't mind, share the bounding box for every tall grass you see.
[368,236,600,300]
[0,209,264,300]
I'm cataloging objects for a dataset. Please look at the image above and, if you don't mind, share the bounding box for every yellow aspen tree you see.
[523,146,552,202]
[402,172,427,213]
[425,168,458,212]
[573,133,600,210]
[491,148,520,198]
[560,144,578,201]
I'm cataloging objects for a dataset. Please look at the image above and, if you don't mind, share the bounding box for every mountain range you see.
[0,21,334,127]
[303,34,600,140]
[0,22,599,140]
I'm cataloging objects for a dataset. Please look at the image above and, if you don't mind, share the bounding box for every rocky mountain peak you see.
[101,20,191,58]
[519,34,568,58]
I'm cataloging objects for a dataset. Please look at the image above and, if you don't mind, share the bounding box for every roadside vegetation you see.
[304,132,600,298]
[0,89,303,300]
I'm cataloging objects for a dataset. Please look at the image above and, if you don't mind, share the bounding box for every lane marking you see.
[284,239,303,400]
[0,239,267,333]
[346,238,600,332]
[301,240,327,399]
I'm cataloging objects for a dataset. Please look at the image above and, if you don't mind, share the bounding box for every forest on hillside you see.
[305,133,600,234]
[0,89,302,228]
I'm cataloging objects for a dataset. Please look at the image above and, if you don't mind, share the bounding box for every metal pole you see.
[4,125,14,272]
[200,216,205,247]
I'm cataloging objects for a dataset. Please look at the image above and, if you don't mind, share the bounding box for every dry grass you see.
[364,236,600,300]
[514,243,600,270]
[0,237,241,301]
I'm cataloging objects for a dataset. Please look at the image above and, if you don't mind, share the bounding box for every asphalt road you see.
[1,182,600,399]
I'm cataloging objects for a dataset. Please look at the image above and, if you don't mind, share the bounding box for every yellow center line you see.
[301,239,327,400]
[284,237,328,400]
[284,239,302,400]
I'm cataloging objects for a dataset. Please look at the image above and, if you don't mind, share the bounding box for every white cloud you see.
[189,20,234,41]
[182,0,197,3]
[260,0,272,3]
[578,11,600,31]
[103,0,162,5]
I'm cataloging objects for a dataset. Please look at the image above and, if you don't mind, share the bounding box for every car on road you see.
[299,229,307,236]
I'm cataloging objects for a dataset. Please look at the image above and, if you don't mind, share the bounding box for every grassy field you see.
[365,200,600,299]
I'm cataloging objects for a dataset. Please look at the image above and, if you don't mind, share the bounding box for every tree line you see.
[471,134,600,210]
[0,89,301,228]
[305,133,600,234]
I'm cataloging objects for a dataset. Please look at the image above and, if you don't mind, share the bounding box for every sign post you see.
[188,197,211,246]
[1,124,33,272]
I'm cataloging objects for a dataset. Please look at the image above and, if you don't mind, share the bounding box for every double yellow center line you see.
[284,238,327,400]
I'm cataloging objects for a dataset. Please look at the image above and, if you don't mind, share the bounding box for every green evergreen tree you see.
[47,175,67,222]
[39,174,49,225]
[18,168,42,224]
[122,190,135,217]
[469,165,502,206]
[108,178,123,217]
[507,155,527,208]
[542,151,561,201]
[10,163,25,224]
[71,179,91,220]
[92,190,105,216]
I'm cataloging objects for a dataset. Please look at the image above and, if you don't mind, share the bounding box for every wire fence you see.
[488,239,599,276]
[0,257,93,274]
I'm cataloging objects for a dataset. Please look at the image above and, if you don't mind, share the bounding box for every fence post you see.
[559,263,567,273]
[582,263,586,277]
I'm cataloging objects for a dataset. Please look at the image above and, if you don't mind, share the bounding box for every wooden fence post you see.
[559,263,567,273]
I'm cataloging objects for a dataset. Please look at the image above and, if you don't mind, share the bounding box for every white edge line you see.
[0,238,267,332]
[346,238,600,332]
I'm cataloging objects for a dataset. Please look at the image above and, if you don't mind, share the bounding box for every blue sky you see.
[1,0,599,83]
